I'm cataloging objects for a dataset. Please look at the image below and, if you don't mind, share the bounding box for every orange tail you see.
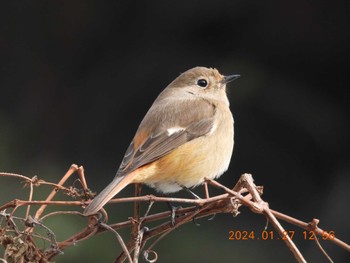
[83,172,135,215]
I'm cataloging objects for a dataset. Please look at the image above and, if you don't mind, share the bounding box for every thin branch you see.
[100,222,132,263]
[25,176,36,220]
[203,181,210,199]
[34,164,79,220]
[313,234,334,263]
[132,183,142,263]
[270,209,350,252]
[0,172,32,181]
[207,175,306,263]
[242,174,306,262]
[1,168,349,263]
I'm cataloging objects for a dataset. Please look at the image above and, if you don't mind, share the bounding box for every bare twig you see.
[1,168,349,263]
[25,176,35,220]
[132,183,142,263]
[100,222,132,263]
[240,174,306,263]
[314,234,334,263]
[203,181,210,199]
[0,172,32,182]
[270,210,350,252]
[34,164,80,220]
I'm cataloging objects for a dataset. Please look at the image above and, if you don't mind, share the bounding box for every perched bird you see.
[84,67,239,215]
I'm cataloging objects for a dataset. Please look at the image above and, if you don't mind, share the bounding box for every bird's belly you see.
[135,120,234,193]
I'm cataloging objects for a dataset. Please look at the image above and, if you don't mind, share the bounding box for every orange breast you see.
[132,105,234,190]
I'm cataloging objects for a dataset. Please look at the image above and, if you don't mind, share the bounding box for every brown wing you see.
[116,98,216,177]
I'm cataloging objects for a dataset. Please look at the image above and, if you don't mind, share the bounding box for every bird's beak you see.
[221,74,240,84]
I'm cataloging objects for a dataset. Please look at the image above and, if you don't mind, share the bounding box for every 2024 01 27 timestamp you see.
[228,230,335,241]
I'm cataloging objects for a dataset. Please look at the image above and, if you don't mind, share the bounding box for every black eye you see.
[197,79,208,88]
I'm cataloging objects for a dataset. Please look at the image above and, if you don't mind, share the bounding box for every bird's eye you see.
[197,79,208,88]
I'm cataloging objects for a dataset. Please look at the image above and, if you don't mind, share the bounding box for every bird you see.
[83,66,240,216]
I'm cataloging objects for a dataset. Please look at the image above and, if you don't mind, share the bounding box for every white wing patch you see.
[167,127,185,136]
[208,122,217,135]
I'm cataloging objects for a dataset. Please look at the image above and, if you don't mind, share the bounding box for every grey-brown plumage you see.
[84,67,239,215]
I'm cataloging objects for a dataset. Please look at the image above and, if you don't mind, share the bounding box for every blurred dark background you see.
[0,1,349,262]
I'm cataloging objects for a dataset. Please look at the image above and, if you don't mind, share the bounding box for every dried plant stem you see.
[34,164,80,220]
[207,175,306,263]
[1,166,349,263]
